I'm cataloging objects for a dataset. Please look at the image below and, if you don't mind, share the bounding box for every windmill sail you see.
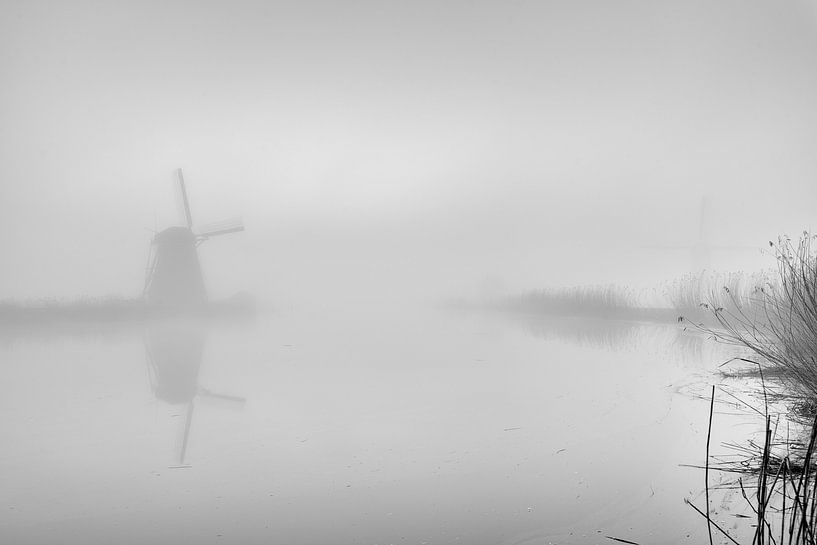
[199,388,247,404]
[143,244,157,296]
[197,218,245,240]
[643,196,759,272]
[179,401,194,465]
[177,168,194,228]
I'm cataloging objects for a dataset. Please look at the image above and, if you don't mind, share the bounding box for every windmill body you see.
[146,226,207,307]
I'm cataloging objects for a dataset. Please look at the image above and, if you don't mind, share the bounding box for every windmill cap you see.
[153,226,196,245]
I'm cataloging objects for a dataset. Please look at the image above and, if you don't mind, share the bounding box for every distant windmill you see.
[144,168,245,307]
[144,323,246,467]
[690,196,713,271]
[649,196,757,272]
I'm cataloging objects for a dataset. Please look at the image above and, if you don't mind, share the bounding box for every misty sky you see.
[3,0,817,305]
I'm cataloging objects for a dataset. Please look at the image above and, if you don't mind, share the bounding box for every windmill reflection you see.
[144,320,245,466]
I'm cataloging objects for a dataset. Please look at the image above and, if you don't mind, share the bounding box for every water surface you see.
[0,306,748,544]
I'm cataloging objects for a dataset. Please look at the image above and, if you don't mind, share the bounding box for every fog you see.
[3,2,817,543]
[4,1,817,308]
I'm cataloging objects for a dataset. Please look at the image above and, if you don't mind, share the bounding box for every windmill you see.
[649,196,758,272]
[690,196,713,271]
[144,168,245,308]
[144,322,246,467]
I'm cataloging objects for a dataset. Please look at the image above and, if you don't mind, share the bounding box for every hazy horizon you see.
[4,1,817,307]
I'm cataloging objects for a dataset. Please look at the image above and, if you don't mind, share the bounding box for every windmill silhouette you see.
[144,322,246,467]
[144,168,245,308]
[650,196,758,272]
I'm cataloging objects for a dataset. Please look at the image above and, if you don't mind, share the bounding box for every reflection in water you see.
[0,308,752,544]
[510,313,691,349]
[146,321,205,405]
[144,320,245,466]
[502,312,727,363]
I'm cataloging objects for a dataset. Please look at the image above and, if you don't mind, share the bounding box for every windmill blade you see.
[179,400,195,465]
[177,168,194,229]
[707,244,764,251]
[143,331,159,393]
[197,218,245,240]
[143,244,156,296]
[697,196,709,244]
[198,225,245,239]
[199,387,247,405]
[641,244,695,250]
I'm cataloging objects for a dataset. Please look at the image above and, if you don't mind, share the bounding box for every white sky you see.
[3,0,817,304]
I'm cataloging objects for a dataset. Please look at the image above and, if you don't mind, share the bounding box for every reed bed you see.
[494,284,681,322]
[488,272,767,323]
[0,296,146,322]
[689,234,817,399]
[666,270,770,324]
[501,284,641,317]
[0,294,256,340]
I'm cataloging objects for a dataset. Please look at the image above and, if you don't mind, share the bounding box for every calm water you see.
[0,306,751,544]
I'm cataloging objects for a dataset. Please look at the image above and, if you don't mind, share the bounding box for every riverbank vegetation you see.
[693,234,817,400]
[686,234,817,544]
[454,270,770,324]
